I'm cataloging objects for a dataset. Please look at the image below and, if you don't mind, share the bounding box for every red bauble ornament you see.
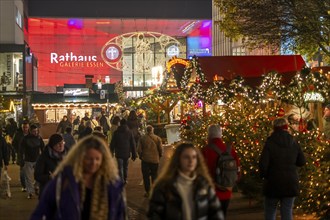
[308,84,315,91]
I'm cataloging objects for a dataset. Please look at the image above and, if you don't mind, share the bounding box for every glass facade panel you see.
[120,35,186,97]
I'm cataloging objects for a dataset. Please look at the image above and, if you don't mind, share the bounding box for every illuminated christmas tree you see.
[180,56,207,91]
[304,70,330,104]
[258,71,285,102]
[179,70,330,218]
[294,130,330,217]
[205,77,229,104]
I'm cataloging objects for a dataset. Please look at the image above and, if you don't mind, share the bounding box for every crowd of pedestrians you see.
[0,104,329,220]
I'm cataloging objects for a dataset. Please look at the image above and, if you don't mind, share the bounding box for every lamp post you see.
[105,76,110,114]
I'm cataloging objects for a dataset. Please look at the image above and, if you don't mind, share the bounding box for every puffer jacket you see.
[259,129,306,197]
[148,175,224,220]
[110,125,136,160]
[20,134,44,163]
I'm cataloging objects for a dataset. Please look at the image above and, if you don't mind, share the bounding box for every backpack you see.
[209,143,238,191]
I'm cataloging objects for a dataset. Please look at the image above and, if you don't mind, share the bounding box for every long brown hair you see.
[153,142,214,188]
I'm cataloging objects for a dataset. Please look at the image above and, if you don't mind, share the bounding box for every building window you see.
[119,33,186,97]
[0,52,23,92]
[16,7,23,29]
[232,47,246,56]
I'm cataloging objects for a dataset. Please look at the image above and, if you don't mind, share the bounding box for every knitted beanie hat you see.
[48,134,63,148]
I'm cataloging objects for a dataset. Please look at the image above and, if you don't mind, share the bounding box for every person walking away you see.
[148,142,224,220]
[202,124,240,218]
[259,118,306,220]
[110,118,137,184]
[127,110,142,144]
[62,126,75,151]
[72,115,80,135]
[56,115,72,134]
[137,125,162,197]
[108,116,120,145]
[99,110,111,136]
[20,124,45,199]
[34,134,67,198]
[323,104,330,140]
[5,118,18,163]
[0,128,9,184]
[12,121,30,191]
[78,120,93,140]
[30,135,127,220]
[78,118,86,137]
[82,112,91,122]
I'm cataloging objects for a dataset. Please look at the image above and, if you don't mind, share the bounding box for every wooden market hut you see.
[31,84,119,138]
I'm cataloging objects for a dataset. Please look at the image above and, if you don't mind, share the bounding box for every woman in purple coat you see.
[30,135,126,220]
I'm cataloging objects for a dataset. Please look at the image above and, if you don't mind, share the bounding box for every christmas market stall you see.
[177,56,329,218]
[137,55,329,218]
[31,84,119,138]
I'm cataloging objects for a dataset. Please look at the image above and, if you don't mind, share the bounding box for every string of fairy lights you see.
[136,56,329,217]
[158,56,329,218]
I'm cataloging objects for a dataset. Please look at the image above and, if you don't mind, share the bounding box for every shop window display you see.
[0,52,23,92]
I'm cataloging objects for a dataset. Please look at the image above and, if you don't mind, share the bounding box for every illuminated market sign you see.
[50,52,104,68]
[63,88,89,96]
[303,92,325,103]
[188,48,210,55]
[167,45,180,57]
[166,58,189,72]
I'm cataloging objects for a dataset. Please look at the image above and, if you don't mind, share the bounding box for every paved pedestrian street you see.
[0,147,317,220]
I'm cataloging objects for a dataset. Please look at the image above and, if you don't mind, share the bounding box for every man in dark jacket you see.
[56,115,72,134]
[110,118,136,183]
[62,126,75,151]
[12,121,30,191]
[5,118,18,163]
[35,133,66,197]
[259,118,306,220]
[0,129,9,181]
[20,124,45,199]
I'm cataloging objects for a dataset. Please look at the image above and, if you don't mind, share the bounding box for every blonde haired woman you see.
[148,143,224,220]
[30,136,126,220]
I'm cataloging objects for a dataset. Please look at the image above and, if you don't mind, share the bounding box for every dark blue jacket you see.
[30,166,126,220]
[259,130,306,197]
[110,125,136,160]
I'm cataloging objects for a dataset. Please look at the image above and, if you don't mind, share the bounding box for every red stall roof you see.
[198,55,306,83]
